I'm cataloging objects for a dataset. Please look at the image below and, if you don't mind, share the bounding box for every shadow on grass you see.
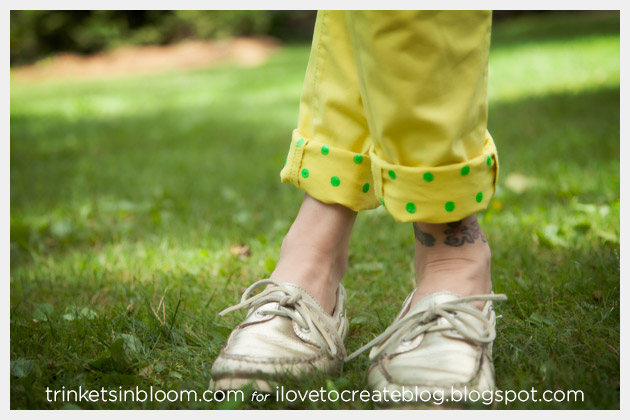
[489,86,619,205]
[491,11,620,49]
[10,85,620,260]
[10,103,299,268]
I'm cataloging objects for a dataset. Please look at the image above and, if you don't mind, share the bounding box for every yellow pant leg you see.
[280,10,380,211]
[346,10,499,223]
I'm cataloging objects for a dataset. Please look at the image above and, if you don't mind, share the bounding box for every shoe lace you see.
[346,293,507,362]
[218,279,339,358]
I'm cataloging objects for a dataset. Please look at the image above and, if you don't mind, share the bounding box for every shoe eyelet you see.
[339,312,344,318]
[400,339,412,346]
[254,311,265,318]
[300,326,310,334]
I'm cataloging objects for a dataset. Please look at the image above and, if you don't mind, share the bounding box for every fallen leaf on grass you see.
[535,224,568,248]
[229,244,251,258]
[504,173,536,194]
[574,202,611,217]
[115,333,143,361]
[11,359,34,378]
[62,306,98,321]
[87,338,134,373]
[350,313,378,326]
[33,303,54,322]
[87,334,143,374]
[593,228,619,244]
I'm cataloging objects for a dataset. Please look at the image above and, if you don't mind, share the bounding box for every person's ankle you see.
[270,224,349,315]
[268,194,355,314]
[270,243,345,314]
[411,215,492,309]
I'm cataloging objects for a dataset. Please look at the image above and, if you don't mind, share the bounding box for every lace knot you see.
[278,294,301,306]
[218,279,340,358]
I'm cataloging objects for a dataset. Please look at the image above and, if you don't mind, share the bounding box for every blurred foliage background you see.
[10,10,594,66]
[10,11,319,66]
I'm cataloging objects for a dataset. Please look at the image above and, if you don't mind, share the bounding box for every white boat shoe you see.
[347,290,507,406]
[210,279,349,392]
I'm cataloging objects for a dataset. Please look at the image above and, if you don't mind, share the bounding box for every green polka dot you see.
[487,155,492,166]
[353,154,363,164]
[406,202,416,214]
[445,201,455,212]
[461,165,470,176]
[296,138,304,147]
[388,170,396,180]
[423,172,434,182]
[379,198,385,206]
[321,145,330,155]
[476,192,483,203]
[331,176,340,187]
[362,183,370,193]
[301,168,309,178]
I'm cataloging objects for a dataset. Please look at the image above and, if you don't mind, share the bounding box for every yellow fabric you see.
[280,10,499,223]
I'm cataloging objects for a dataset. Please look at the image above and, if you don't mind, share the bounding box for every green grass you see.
[10,11,619,409]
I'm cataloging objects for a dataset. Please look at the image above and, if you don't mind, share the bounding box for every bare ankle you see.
[269,194,356,314]
[411,215,492,308]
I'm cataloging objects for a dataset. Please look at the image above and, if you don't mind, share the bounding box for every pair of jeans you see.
[280,10,499,223]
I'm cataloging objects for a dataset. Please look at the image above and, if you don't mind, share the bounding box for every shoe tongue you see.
[406,291,465,317]
[281,283,324,312]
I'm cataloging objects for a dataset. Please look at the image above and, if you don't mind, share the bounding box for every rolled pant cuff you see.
[280,130,380,212]
[370,134,499,223]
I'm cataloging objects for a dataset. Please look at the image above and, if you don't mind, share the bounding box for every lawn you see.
[10,11,620,409]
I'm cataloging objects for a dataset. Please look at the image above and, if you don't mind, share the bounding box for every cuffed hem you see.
[280,129,380,212]
[369,132,499,223]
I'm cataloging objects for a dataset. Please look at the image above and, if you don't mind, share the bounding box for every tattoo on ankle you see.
[443,219,487,247]
[413,223,436,247]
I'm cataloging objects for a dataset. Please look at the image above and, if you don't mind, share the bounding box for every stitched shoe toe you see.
[349,290,506,405]
[210,280,348,390]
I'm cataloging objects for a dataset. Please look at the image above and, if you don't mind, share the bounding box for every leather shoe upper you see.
[211,280,349,383]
